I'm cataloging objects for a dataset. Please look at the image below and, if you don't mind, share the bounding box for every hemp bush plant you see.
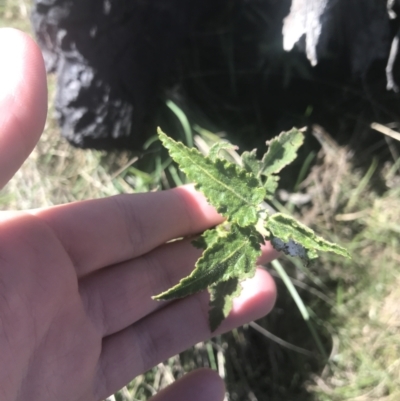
[153,128,350,331]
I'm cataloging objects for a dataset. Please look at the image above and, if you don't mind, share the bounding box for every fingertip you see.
[172,184,224,230]
[0,28,47,187]
[258,240,280,265]
[149,368,225,401]
[234,268,277,315]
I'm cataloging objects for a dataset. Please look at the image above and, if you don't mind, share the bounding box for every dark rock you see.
[31,0,225,149]
[31,0,400,152]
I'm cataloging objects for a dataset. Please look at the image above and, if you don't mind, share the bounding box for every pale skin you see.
[0,28,278,401]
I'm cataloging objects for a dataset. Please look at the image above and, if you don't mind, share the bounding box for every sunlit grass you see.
[0,0,30,30]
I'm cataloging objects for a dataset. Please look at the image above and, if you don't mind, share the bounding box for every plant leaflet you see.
[153,128,350,331]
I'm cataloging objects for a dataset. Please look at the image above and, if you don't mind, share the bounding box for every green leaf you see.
[209,278,241,332]
[264,175,280,199]
[261,128,304,176]
[208,142,238,162]
[154,128,350,332]
[158,128,265,226]
[153,225,262,306]
[242,149,281,199]
[192,225,230,250]
[242,149,262,179]
[266,213,351,263]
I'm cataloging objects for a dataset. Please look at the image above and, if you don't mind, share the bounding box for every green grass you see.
[2,4,400,401]
[0,0,31,30]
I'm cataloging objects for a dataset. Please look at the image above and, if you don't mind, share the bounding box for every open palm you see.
[0,29,277,401]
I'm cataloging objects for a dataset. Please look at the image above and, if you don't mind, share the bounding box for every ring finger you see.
[79,238,278,337]
[79,238,203,336]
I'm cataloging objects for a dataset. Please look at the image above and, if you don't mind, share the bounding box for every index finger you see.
[33,185,223,277]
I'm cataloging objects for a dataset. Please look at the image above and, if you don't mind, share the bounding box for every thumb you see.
[0,28,47,189]
[148,369,225,401]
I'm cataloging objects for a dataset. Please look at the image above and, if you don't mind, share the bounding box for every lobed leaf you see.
[192,225,230,250]
[153,225,262,306]
[155,127,349,332]
[158,128,265,226]
[209,278,242,332]
[264,175,280,199]
[266,213,351,263]
[208,142,238,162]
[242,149,280,199]
[261,128,304,176]
[242,149,262,179]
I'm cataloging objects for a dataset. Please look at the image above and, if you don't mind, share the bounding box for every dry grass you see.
[0,0,30,29]
[295,130,400,401]
[0,75,125,210]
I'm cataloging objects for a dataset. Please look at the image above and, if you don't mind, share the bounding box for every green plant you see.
[153,128,350,331]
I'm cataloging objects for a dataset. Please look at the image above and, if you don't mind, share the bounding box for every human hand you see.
[0,28,277,401]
